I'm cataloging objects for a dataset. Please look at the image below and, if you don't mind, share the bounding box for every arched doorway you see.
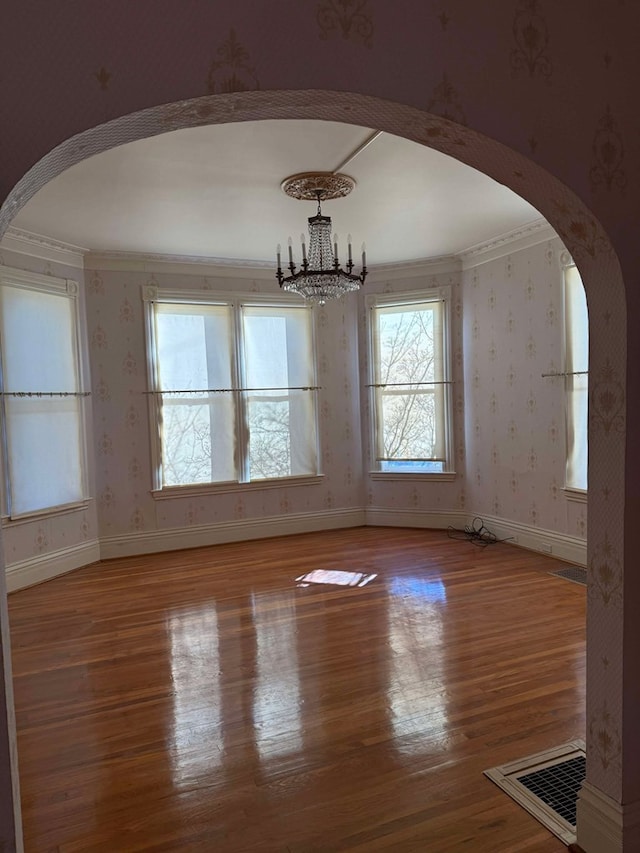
[0,90,628,851]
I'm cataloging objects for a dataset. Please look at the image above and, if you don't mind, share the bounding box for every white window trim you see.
[0,266,90,521]
[1,498,93,528]
[562,486,587,505]
[142,285,322,494]
[150,475,324,501]
[365,286,455,477]
[369,471,457,482]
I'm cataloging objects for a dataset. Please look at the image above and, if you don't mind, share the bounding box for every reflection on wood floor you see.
[9,527,585,852]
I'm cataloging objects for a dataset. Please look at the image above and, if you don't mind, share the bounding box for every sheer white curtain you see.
[0,284,84,516]
[242,305,317,479]
[371,299,446,466]
[564,266,588,491]
[152,299,318,487]
[154,303,236,486]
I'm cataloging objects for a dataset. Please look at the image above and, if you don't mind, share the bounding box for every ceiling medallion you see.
[281,171,356,201]
[276,172,367,305]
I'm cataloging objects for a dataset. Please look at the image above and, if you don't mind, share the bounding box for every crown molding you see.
[84,250,278,279]
[88,250,462,280]
[86,223,558,277]
[368,254,461,281]
[459,219,560,269]
[0,226,87,269]
[5,219,560,278]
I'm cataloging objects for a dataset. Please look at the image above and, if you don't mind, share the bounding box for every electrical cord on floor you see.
[447,516,514,548]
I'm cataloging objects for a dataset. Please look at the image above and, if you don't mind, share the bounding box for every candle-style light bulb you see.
[347,234,353,263]
[287,236,293,266]
[333,233,339,262]
[276,243,282,266]
[300,233,307,263]
[361,242,367,267]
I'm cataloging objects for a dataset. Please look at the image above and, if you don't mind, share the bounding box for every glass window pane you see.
[243,306,317,480]
[1,285,77,392]
[156,305,233,391]
[161,397,235,486]
[243,307,315,388]
[376,305,439,386]
[155,304,236,486]
[6,399,83,514]
[372,299,448,467]
[379,390,443,460]
[248,397,291,479]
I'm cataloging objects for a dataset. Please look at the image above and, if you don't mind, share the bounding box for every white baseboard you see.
[4,508,585,587]
[576,781,640,852]
[365,507,471,530]
[476,513,587,566]
[100,508,366,560]
[6,540,101,592]
[365,507,587,566]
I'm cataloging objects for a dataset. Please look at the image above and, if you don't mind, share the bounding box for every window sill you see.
[369,471,457,482]
[151,475,324,500]
[563,487,587,504]
[2,498,93,527]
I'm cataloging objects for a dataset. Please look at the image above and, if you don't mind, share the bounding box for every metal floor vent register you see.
[549,566,587,586]
[484,740,586,845]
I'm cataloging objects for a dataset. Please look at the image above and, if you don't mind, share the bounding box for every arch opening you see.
[0,88,629,844]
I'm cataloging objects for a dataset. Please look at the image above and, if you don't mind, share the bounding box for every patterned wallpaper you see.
[3,239,582,552]
[85,267,364,537]
[0,249,98,567]
[464,238,586,540]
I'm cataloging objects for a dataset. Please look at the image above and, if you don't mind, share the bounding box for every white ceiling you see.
[12,120,545,265]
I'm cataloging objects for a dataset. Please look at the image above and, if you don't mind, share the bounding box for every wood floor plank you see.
[8,527,585,851]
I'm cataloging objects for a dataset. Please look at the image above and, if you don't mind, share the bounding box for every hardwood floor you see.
[8,527,585,852]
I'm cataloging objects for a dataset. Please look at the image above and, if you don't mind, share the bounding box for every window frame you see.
[561,257,588,498]
[142,285,322,496]
[365,286,455,480]
[0,265,90,521]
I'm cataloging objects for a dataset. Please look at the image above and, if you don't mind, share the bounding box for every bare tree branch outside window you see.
[377,308,438,460]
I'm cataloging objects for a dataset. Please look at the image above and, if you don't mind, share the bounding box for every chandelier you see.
[276,172,367,304]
